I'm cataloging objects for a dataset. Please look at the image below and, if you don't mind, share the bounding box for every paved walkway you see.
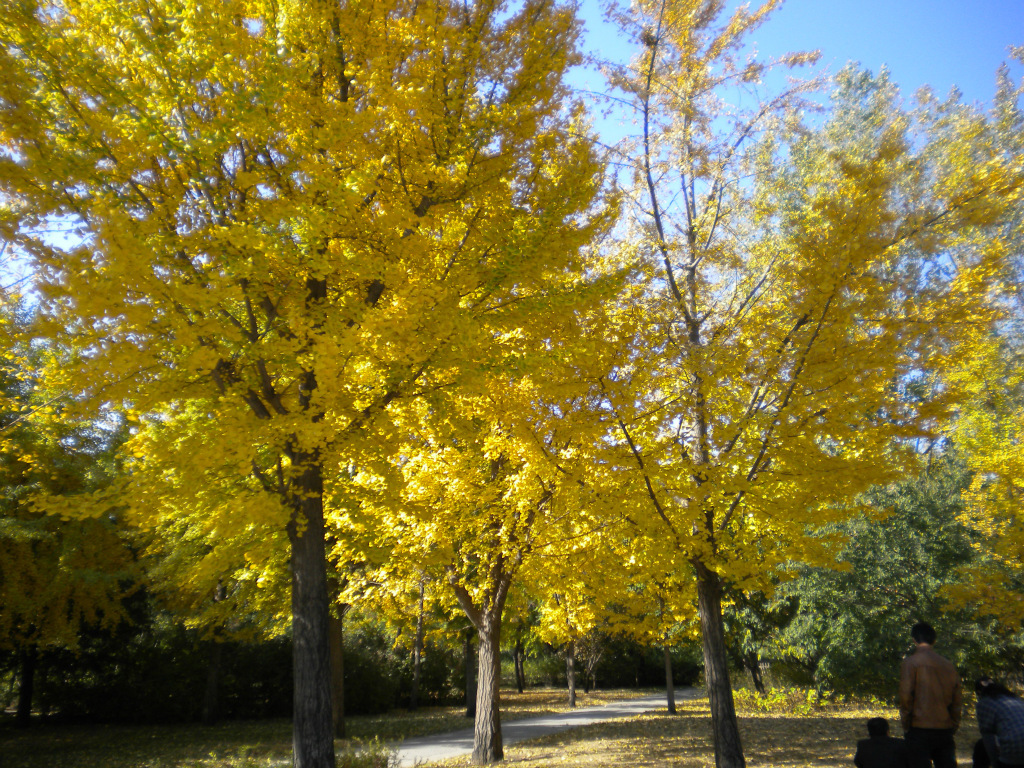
[394,688,699,767]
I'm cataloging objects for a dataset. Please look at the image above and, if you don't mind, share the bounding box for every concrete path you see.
[394,688,699,767]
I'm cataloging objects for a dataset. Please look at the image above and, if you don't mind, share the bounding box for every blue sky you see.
[575,0,1023,105]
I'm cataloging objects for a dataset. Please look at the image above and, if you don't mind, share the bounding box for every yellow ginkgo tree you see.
[0,298,136,724]
[949,338,1024,625]
[360,350,615,763]
[599,2,1022,766]
[944,49,1024,626]
[119,400,293,727]
[0,1,607,764]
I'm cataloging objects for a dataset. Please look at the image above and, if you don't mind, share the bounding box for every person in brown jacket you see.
[900,622,962,768]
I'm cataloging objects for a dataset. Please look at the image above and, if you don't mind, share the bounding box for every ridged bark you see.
[289,459,335,768]
[473,616,504,764]
[696,563,745,768]
[450,566,514,764]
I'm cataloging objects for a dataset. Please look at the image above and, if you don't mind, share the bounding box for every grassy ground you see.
[0,688,642,768]
[429,694,983,768]
[0,687,982,768]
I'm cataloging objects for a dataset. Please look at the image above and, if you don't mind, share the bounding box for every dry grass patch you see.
[429,696,983,768]
[1,688,982,767]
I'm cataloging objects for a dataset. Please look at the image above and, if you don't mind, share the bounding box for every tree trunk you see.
[450,566,515,765]
[696,563,745,768]
[473,616,504,764]
[746,653,765,695]
[464,630,476,719]
[329,606,345,738]
[664,644,677,714]
[513,639,526,693]
[288,458,336,768]
[202,640,223,725]
[566,639,576,709]
[16,645,36,727]
[410,580,425,711]
[448,548,517,764]
[202,581,227,725]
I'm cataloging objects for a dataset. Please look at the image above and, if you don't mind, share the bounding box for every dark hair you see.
[911,622,936,645]
[976,677,1017,699]
[867,717,889,738]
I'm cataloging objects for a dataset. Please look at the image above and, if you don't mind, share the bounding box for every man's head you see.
[976,677,1016,699]
[911,622,936,645]
[867,717,889,738]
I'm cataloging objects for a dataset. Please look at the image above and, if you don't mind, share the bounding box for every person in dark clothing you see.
[974,739,993,768]
[900,622,962,768]
[855,717,909,768]
[973,677,1024,768]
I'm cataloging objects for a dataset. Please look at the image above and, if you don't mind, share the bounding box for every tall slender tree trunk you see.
[410,580,425,711]
[16,645,36,727]
[37,659,49,718]
[746,653,765,695]
[202,640,223,725]
[450,564,515,765]
[464,631,476,719]
[566,639,577,708]
[696,562,745,768]
[329,606,345,738]
[473,615,504,764]
[513,639,526,693]
[288,458,335,768]
[664,645,677,714]
[656,594,676,713]
[202,582,227,725]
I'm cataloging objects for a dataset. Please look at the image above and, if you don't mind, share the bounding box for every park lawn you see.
[0,688,982,767]
[0,688,643,768]
[427,695,984,768]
